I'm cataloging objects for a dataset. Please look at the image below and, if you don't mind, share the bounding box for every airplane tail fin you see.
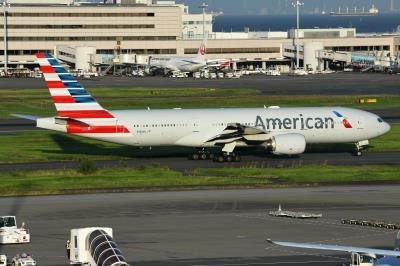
[35,52,130,134]
[36,52,113,119]
[197,33,208,58]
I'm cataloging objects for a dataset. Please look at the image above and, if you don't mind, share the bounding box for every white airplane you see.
[17,53,390,162]
[147,35,207,75]
[269,233,400,266]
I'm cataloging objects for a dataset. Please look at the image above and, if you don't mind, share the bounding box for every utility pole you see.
[3,0,9,74]
[199,2,208,39]
[293,0,303,70]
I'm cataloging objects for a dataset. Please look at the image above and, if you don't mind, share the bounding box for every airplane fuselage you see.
[40,107,389,148]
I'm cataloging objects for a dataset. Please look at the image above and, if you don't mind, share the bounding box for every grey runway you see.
[1,73,400,95]
[0,151,398,173]
[0,186,399,266]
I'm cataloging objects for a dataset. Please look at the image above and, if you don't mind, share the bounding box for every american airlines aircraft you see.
[147,36,207,74]
[24,53,390,162]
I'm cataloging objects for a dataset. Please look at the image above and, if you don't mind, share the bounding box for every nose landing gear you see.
[353,140,369,157]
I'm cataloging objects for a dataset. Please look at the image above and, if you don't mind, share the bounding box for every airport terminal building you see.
[0,0,400,70]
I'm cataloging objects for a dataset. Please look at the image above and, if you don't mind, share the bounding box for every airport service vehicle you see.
[0,255,7,266]
[148,35,207,75]
[11,254,36,266]
[0,216,30,244]
[290,68,309,76]
[68,227,129,266]
[269,231,400,266]
[20,53,391,162]
[269,204,322,219]
[266,69,281,76]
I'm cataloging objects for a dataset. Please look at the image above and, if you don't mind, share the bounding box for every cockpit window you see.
[377,118,384,123]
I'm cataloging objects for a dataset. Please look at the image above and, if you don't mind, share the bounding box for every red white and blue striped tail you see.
[36,52,130,134]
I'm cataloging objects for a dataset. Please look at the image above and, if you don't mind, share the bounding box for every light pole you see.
[3,0,9,74]
[199,2,208,39]
[293,0,303,70]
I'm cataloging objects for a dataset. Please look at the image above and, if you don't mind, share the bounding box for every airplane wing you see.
[268,240,400,257]
[206,123,269,144]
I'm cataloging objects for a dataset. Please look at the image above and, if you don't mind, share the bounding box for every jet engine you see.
[263,133,306,155]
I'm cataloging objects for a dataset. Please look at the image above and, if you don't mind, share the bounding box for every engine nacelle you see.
[264,133,306,155]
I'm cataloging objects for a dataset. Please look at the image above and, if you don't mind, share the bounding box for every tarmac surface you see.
[1,73,400,95]
[0,151,399,173]
[1,186,399,266]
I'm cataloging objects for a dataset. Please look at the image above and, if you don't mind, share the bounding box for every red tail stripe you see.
[52,96,76,103]
[67,124,130,134]
[58,110,114,119]
[40,66,55,74]
[47,81,65,88]
[36,52,45,58]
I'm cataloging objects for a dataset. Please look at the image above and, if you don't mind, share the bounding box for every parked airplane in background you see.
[147,35,207,75]
[16,53,391,162]
[269,234,400,266]
[206,59,231,70]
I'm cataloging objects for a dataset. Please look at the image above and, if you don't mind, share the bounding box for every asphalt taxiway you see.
[1,73,400,95]
[0,151,398,173]
[1,186,399,266]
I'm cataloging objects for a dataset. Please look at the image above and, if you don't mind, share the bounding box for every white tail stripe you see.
[49,89,70,96]
[43,73,62,81]
[55,103,104,111]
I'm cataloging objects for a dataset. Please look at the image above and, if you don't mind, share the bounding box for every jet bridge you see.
[69,227,130,266]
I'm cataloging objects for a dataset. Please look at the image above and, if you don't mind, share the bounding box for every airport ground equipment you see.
[68,227,130,266]
[268,205,322,219]
[11,254,36,266]
[0,255,7,266]
[342,219,400,230]
[0,216,30,244]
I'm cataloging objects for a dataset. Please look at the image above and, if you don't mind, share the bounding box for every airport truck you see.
[0,254,37,266]
[0,216,30,244]
[0,255,7,266]
[68,227,130,266]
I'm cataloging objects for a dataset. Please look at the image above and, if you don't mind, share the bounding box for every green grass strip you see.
[1,164,399,196]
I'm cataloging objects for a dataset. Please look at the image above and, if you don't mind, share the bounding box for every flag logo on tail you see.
[36,52,130,134]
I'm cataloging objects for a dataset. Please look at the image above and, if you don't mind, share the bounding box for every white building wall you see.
[303,42,323,71]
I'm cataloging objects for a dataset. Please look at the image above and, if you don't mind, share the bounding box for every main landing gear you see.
[188,150,241,163]
[213,153,241,163]
[188,150,214,160]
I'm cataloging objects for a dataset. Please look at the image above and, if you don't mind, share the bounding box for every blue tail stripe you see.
[59,74,76,81]
[53,67,68,74]
[68,89,89,96]
[64,82,83,89]
[73,96,97,103]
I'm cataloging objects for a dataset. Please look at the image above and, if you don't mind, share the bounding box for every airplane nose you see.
[383,122,391,134]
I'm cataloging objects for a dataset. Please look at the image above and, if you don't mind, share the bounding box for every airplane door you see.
[191,118,201,133]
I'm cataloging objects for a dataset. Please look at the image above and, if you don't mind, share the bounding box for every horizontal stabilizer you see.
[11,114,40,121]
